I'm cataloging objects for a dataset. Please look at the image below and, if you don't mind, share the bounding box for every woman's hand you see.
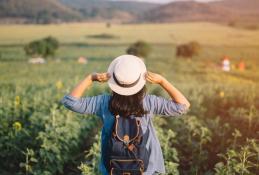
[145,71,190,108]
[69,72,110,98]
[145,71,165,84]
[91,72,110,83]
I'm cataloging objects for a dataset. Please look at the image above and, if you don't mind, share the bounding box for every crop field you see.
[0,22,258,175]
[1,22,259,46]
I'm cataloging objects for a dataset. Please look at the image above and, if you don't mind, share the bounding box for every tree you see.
[126,41,151,58]
[44,36,59,56]
[24,36,59,58]
[176,41,201,58]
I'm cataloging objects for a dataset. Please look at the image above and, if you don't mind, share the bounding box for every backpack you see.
[104,114,151,175]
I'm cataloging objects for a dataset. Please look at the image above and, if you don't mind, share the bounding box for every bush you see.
[126,41,151,58]
[176,41,201,58]
[86,33,118,39]
[214,139,259,175]
[24,36,59,58]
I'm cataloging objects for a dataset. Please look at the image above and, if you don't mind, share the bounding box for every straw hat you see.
[107,55,147,96]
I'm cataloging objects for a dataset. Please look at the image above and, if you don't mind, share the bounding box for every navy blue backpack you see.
[104,114,151,175]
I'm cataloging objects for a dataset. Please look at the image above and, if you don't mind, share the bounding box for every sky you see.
[111,0,218,4]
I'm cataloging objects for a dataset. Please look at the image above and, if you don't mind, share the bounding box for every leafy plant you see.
[154,117,180,175]
[78,134,101,175]
[20,148,38,175]
[176,41,201,58]
[215,139,259,175]
[126,40,152,58]
[24,36,59,58]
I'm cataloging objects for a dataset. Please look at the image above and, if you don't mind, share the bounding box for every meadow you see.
[0,22,258,175]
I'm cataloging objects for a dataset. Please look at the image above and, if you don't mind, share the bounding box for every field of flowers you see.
[0,23,258,175]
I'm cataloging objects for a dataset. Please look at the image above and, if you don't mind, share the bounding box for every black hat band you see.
[113,72,141,88]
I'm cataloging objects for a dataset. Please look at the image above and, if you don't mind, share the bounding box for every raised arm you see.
[70,73,110,98]
[145,71,190,109]
[61,73,110,115]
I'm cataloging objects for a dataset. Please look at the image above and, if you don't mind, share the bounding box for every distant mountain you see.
[60,0,158,15]
[212,0,259,23]
[59,0,159,22]
[0,0,158,23]
[0,0,81,23]
[0,0,258,25]
[139,0,259,24]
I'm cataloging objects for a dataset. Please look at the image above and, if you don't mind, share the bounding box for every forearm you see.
[160,78,190,108]
[69,75,92,98]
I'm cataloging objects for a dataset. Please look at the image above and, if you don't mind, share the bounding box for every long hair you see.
[109,85,148,117]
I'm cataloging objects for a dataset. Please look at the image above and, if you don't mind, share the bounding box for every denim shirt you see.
[61,94,188,175]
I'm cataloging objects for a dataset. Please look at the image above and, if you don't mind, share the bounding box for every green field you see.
[1,22,259,46]
[0,22,258,175]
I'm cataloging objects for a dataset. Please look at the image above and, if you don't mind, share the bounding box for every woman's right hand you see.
[91,72,111,83]
[145,71,165,85]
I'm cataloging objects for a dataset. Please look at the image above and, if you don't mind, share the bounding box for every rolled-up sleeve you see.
[144,95,188,117]
[60,94,105,116]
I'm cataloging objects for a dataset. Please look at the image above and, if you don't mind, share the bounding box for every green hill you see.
[60,0,158,15]
[140,0,259,25]
[59,0,158,22]
[1,0,258,25]
[0,0,81,23]
[0,0,158,23]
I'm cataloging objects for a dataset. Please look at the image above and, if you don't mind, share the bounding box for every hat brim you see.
[107,55,147,96]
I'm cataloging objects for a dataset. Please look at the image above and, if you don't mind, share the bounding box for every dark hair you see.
[109,86,148,117]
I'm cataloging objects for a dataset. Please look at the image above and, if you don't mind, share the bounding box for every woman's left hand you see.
[91,72,111,83]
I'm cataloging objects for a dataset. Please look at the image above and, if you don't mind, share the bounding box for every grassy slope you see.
[60,0,158,15]
[0,0,81,19]
[140,0,259,24]
[0,23,258,47]
[0,22,258,83]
